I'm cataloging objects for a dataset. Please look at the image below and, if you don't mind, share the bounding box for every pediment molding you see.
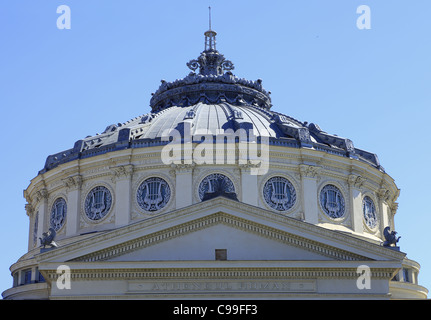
[71,212,368,263]
[36,197,405,263]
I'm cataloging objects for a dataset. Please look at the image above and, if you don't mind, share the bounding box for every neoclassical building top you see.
[5,9,428,301]
[40,23,383,175]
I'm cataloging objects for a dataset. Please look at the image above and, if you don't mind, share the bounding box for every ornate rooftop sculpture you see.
[382,226,401,249]
[149,7,271,112]
[39,227,58,249]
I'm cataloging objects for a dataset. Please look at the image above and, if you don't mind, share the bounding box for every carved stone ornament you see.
[62,175,83,190]
[25,203,34,217]
[110,165,134,181]
[263,176,296,211]
[348,174,366,189]
[169,163,195,175]
[84,186,113,221]
[35,188,49,202]
[320,184,345,219]
[136,177,171,212]
[50,197,67,231]
[299,164,321,178]
[362,196,377,229]
[378,188,390,201]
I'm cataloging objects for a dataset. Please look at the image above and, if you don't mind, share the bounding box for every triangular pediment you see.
[107,222,333,262]
[36,197,405,264]
[74,212,364,262]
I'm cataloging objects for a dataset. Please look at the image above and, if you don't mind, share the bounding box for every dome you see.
[40,34,382,175]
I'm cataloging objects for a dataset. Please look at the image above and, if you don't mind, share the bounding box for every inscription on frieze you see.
[128,280,316,294]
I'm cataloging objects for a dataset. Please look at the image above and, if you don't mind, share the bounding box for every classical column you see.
[63,175,83,237]
[299,164,321,224]
[171,163,194,209]
[348,174,366,233]
[111,165,134,227]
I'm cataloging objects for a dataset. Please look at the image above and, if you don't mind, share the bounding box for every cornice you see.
[41,265,397,283]
[35,197,405,264]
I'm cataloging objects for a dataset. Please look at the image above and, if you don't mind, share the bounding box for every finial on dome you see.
[209,6,212,30]
[204,6,217,51]
[186,6,234,76]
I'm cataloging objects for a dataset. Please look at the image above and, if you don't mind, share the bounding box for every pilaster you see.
[34,188,49,247]
[299,164,321,224]
[170,163,194,209]
[25,203,35,251]
[348,174,366,233]
[63,175,83,237]
[111,165,134,227]
[378,188,391,234]
[239,163,258,206]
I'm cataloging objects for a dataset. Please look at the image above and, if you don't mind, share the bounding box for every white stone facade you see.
[2,143,428,299]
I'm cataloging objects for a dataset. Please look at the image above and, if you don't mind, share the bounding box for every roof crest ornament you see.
[148,7,272,111]
[186,7,234,76]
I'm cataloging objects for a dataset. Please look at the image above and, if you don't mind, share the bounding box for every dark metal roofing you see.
[38,29,383,174]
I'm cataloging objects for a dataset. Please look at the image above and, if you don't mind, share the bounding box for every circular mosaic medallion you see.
[136,177,171,212]
[263,176,296,211]
[50,198,66,231]
[320,184,345,218]
[84,186,112,221]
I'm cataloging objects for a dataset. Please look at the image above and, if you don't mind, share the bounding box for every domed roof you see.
[40,28,383,174]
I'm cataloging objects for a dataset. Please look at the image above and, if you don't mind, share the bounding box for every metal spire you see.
[209,6,212,30]
[204,6,217,51]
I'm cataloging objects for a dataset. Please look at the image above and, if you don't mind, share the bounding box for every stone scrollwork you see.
[378,188,390,202]
[62,175,83,191]
[25,203,34,217]
[186,59,199,72]
[299,164,321,179]
[348,174,366,189]
[390,202,399,215]
[220,59,235,71]
[110,165,134,181]
[186,49,235,77]
[35,188,49,203]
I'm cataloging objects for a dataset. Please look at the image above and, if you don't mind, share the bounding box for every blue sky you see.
[1,0,431,296]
